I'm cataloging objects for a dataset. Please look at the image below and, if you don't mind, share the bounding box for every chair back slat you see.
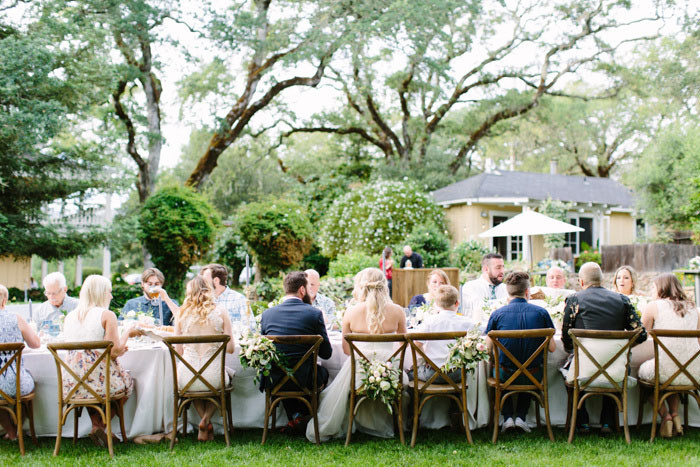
[48,341,113,405]
[488,328,554,390]
[162,335,230,395]
[0,343,24,406]
[650,329,700,390]
[568,328,642,392]
[265,335,323,396]
[405,332,466,392]
[345,333,408,399]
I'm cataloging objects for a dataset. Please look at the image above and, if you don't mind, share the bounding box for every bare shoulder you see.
[386,303,405,318]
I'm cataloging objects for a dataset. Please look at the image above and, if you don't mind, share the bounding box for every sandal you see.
[660,415,673,438]
[672,414,683,436]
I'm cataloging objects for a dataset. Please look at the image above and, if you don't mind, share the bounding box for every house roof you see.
[431,170,635,209]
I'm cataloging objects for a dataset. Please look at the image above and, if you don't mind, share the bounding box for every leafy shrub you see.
[7,287,44,303]
[139,186,220,299]
[254,275,284,303]
[451,240,492,273]
[576,249,602,270]
[213,226,248,285]
[319,180,446,257]
[318,276,354,306]
[300,245,331,277]
[238,199,313,278]
[539,198,571,249]
[403,224,451,268]
[327,251,377,278]
[110,284,143,313]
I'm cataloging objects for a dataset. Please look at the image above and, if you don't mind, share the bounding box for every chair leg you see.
[73,407,80,445]
[17,400,24,456]
[565,386,572,433]
[463,388,473,445]
[650,391,659,443]
[261,394,271,445]
[684,393,689,431]
[312,392,320,446]
[24,400,38,445]
[410,393,419,448]
[169,399,178,451]
[623,393,630,444]
[491,390,501,444]
[53,406,63,457]
[106,401,114,458]
[568,389,578,444]
[345,392,356,447]
[637,387,645,430]
[535,399,541,428]
[543,392,554,442]
[227,393,234,436]
[117,400,127,444]
[182,402,188,436]
[221,396,230,447]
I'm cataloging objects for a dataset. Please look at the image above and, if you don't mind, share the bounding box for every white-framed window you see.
[490,211,523,261]
[565,214,595,255]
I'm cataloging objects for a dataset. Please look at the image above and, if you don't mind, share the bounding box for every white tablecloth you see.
[20,332,700,439]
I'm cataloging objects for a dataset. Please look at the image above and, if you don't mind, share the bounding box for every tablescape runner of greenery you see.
[442,329,489,374]
[358,359,401,413]
[239,333,292,385]
[689,256,700,270]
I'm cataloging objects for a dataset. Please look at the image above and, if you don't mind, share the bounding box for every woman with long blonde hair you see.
[174,275,235,441]
[307,267,407,442]
[63,275,141,445]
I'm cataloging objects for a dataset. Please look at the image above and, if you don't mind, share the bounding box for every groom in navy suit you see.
[260,271,332,431]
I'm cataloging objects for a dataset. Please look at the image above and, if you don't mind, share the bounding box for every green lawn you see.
[2,426,699,466]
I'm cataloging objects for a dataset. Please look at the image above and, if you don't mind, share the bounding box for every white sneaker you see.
[514,417,531,433]
[501,417,514,432]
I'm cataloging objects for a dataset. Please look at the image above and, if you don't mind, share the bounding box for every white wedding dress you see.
[306,341,405,442]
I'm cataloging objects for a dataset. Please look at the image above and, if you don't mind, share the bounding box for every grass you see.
[2,425,699,466]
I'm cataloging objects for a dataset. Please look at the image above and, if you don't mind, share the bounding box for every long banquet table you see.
[21,331,700,440]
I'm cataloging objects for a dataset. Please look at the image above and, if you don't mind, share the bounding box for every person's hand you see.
[128,327,145,338]
[158,287,170,300]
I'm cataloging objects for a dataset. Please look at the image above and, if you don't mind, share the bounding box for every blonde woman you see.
[408,269,450,310]
[307,268,407,442]
[175,275,235,441]
[613,265,638,296]
[63,275,142,444]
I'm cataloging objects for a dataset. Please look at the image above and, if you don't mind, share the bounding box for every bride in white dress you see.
[307,267,407,442]
[175,276,235,441]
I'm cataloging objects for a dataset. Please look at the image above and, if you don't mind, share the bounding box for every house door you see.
[492,216,523,261]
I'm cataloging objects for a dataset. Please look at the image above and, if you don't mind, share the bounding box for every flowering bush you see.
[319,276,355,305]
[575,249,601,270]
[442,329,489,374]
[689,256,700,271]
[327,252,377,278]
[451,240,492,273]
[319,180,446,257]
[358,359,401,413]
[239,333,290,385]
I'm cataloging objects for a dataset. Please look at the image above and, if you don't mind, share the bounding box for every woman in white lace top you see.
[639,273,700,438]
[175,276,235,441]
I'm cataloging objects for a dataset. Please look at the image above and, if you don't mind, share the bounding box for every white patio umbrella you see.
[478,210,584,265]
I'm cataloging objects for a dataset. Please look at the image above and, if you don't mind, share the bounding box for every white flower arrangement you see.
[628,295,649,317]
[442,329,490,374]
[689,256,700,271]
[358,359,401,413]
[543,295,566,322]
[239,332,291,385]
[481,297,508,317]
[413,301,439,324]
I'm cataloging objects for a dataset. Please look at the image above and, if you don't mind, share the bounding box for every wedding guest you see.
[121,268,179,325]
[561,262,647,435]
[409,269,450,309]
[546,267,567,289]
[462,253,507,322]
[307,267,407,442]
[29,277,38,289]
[201,263,247,324]
[379,247,394,296]
[613,265,638,296]
[34,272,78,326]
[411,285,474,382]
[63,275,142,445]
[486,272,556,433]
[305,269,336,324]
[0,285,40,440]
[260,271,332,434]
[175,275,235,441]
[400,245,423,269]
[638,273,700,438]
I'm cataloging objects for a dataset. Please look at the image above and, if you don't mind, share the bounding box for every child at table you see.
[0,284,40,440]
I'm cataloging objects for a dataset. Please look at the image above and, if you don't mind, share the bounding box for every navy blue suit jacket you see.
[260,297,332,389]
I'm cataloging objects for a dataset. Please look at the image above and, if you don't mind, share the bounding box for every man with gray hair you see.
[305,269,336,325]
[561,262,647,435]
[34,272,78,326]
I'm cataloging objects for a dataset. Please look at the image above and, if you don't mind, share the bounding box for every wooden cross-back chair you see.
[47,341,128,458]
[565,328,642,444]
[487,328,555,444]
[261,335,323,445]
[637,329,700,442]
[0,343,37,455]
[405,331,471,447]
[344,333,408,447]
[162,335,234,449]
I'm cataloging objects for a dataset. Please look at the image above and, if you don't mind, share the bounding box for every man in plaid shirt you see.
[201,263,247,322]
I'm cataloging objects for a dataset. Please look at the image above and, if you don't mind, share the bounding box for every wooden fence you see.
[601,244,700,272]
[392,268,460,308]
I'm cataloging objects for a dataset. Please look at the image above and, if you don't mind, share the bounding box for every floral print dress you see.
[0,309,34,396]
[63,307,133,399]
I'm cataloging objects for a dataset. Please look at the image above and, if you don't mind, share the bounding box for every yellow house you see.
[432,170,638,261]
[0,256,31,289]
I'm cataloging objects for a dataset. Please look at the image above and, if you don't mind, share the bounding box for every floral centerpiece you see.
[413,301,438,325]
[543,295,566,323]
[239,332,291,385]
[689,256,700,271]
[442,329,489,374]
[358,359,401,413]
[124,309,155,326]
[481,297,508,317]
[628,295,649,317]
